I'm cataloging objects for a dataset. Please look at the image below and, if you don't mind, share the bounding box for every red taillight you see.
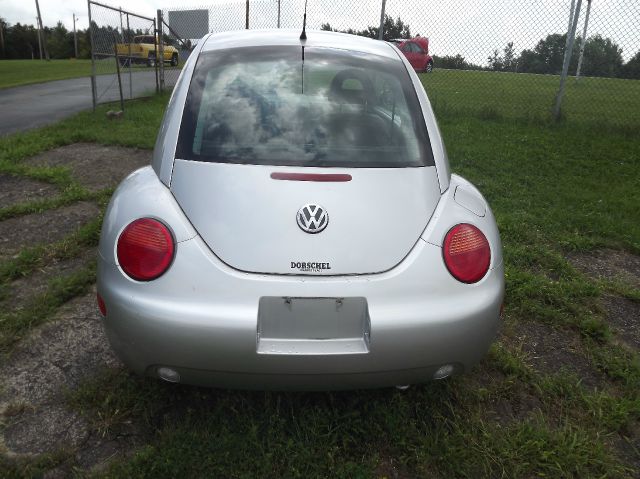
[117,218,174,281]
[97,292,107,317]
[443,224,491,284]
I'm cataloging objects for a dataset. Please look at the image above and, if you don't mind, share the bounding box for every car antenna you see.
[300,0,308,93]
[300,0,308,40]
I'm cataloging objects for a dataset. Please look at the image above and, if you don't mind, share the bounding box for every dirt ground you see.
[0,175,59,209]
[0,143,638,475]
[22,143,151,192]
[0,144,150,474]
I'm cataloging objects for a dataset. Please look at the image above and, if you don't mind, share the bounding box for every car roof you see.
[200,29,401,61]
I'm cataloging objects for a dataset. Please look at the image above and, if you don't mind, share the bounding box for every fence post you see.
[126,13,132,99]
[564,0,575,54]
[87,0,97,111]
[153,18,159,93]
[277,0,281,28]
[246,0,250,29]
[157,10,165,92]
[576,0,592,81]
[113,33,125,112]
[378,0,387,40]
[554,0,582,120]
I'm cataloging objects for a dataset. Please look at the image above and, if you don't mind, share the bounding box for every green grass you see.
[421,69,640,129]
[0,73,639,477]
[0,58,181,90]
[0,59,93,89]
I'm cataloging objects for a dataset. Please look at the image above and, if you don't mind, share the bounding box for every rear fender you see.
[98,166,197,265]
[421,174,503,270]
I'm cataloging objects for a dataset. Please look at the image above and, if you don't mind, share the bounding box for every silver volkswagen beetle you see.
[97,29,504,390]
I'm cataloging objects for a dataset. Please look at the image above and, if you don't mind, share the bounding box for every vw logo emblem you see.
[297,204,329,234]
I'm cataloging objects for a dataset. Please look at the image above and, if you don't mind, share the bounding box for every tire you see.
[147,53,156,68]
[425,60,433,73]
[119,57,129,68]
[170,53,178,67]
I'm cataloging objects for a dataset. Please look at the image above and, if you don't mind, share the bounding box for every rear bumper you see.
[98,234,503,390]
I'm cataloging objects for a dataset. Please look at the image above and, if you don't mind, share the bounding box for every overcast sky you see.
[1,0,638,63]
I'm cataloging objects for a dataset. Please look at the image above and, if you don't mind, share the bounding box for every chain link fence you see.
[90,0,639,127]
[383,0,640,127]
[158,0,639,128]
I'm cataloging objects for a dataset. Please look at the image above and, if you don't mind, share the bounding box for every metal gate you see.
[87,1,158,109]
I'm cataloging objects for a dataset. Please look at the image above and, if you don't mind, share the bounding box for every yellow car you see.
[116,35,179,67]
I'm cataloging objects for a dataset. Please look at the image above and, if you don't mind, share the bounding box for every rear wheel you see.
[425,60,433,73]
[147,53,156,67]
[170,53,178,67]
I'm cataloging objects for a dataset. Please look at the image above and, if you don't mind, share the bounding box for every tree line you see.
[0,18,159,60]
[322,15,640,80]
[0,17,91,59]
[488,34,640,79]
[321,15,412,42]
[2,15,639,80]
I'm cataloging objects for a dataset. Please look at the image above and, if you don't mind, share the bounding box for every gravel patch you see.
[23,143,151,192]
[568,249,640,289]
[3,405,90,455]
[0,201,99,258]
[513,320,605,390]
[601,295,640,351]
[0,289,132,466]
[0,289,120,410]
[0,248,95,315]
[0,174,59,209]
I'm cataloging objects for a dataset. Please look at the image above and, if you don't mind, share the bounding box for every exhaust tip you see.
[433,364,455,380]
[157,367,181,383]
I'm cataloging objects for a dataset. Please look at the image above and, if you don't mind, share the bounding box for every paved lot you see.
[0,70,169,136]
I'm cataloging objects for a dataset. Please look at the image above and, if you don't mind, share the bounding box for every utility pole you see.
[73,13,78,58]
[36,16,43,59]
[34,0,50,60]
[576,0,592,80]
[119,7,124,43]
[554,0,582,119]
[0,19,5,59]
[378,0,387,40]
[245,0,249,29]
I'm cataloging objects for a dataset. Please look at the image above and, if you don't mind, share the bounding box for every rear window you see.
[176,45,434,168]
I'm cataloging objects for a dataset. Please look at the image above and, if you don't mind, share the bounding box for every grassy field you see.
[421,68,640,130]
[0,59,94,89]
[0,58,174,90]
[0,85,639,477]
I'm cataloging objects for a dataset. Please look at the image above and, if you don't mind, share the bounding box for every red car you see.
[392,37,434,73]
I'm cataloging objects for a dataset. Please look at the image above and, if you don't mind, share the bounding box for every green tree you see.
[48,21,73,59]
[487,49,502,71]
[517,33,573,74]
[502,42,517,71]
[4,22,40,59]
[579,34,623,78]
[432,54,482,70]
[621,51,640,79]
[320,15,411,42]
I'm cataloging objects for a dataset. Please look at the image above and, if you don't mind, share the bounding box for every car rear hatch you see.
[170,161,441,275]
[169,42,441,275]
